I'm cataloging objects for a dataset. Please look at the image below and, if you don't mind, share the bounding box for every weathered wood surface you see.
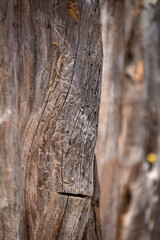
[96,0,160,239]
[17,0,102,239]
[0,0,102,239]
[82,156,102,240]
[0,1,24,239]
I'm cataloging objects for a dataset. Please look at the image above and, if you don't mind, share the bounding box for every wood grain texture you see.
[0,0,102,239]
[16,0,102,239]
[0,1,24,239]
[96,1,123,239]
[82,156,102,240]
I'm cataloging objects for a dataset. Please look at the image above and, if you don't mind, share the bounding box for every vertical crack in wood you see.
[55,196,69,240]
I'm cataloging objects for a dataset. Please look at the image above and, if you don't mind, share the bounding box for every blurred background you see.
[96,0,160,239]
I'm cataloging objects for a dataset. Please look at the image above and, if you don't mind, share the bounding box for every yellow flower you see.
[147,153,157,164]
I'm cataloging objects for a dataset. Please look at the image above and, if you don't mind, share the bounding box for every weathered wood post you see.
[18,0,102,239]
[96,0,160,239]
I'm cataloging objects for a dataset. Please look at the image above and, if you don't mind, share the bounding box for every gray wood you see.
[0,0,102,239]
[82,156,102,240]
[18,0,102,239]
[0,1,24,239]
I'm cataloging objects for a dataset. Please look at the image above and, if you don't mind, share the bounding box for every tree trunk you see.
[96,0,160,239]
[0,0,102,239]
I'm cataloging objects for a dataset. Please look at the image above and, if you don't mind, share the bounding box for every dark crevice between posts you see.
[57,192,92,199]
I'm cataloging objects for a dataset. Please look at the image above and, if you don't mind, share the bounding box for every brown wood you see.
[82,156,102,240]
[0,0,102,239]
[96,0,160,239]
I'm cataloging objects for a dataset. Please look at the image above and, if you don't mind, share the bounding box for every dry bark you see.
[96,0,160,239]
[0,0,102,239]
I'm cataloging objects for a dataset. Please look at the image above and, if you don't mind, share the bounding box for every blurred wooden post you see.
[96,0,160,239]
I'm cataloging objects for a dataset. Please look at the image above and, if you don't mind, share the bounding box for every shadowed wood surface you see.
[82,156,102,240]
